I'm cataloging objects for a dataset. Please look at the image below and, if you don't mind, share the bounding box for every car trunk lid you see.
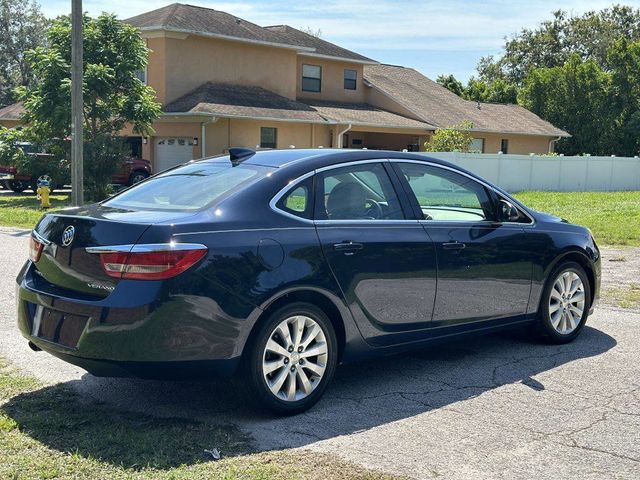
[31,211,151,297]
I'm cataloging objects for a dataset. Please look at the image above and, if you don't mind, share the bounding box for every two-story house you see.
[0,3,569,173]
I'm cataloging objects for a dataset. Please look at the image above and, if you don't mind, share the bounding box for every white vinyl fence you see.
[419,152,640,192]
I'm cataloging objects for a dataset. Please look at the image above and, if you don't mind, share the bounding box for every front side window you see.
[302,64,322,92]
[396,163,491,221]
[344,69,357,90]
[316,163,404,220]
[260,127,277,149]
[104,162,270,211]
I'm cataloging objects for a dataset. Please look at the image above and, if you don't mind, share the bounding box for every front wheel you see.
[128,171,149,186]
[246,302,338,415]
[537,261,591,344]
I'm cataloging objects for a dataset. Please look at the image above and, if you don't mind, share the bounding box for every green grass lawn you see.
[513,191,640,246]
[0,358,399,480]
[0,193,69,229]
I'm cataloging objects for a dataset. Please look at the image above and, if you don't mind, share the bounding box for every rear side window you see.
[275,176,314,219]
[104,162,271,211]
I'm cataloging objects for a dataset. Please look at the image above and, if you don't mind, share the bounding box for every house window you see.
[344,69,357,90]
[500,139,509,154]
[470,138,485,153]
[302,64,322,92]
[260,127,277,149]
[135,68,147,84]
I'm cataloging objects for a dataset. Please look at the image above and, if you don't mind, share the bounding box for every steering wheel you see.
[364,198,384,219]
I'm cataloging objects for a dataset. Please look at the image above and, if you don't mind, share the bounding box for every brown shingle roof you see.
[264,25,376,63]
[301,100,434,130]
[0,101,25,121]
[164,82,434,130]
[364,64,570,137]
[125,4,312,51]
[164,82,327,122]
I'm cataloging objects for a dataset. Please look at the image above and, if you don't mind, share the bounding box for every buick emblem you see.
[61,226,75,247]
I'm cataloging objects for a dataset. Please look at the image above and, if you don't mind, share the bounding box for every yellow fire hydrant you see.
[36,179,51,209]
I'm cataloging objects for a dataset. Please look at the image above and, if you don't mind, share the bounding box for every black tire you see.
[128,171,149,186]
[536,261,591,344]
[8,180,28,193]
[244,302,338,415]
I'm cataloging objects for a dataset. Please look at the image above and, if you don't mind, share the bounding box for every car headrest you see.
[326,182,367,220]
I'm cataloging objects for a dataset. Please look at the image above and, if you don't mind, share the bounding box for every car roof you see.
[201,148,451,170]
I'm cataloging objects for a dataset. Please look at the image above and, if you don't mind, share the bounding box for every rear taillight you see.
[89,243,207,280]
[29,236,44,263]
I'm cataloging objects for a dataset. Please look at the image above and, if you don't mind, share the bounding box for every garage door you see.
[154,137,194,172]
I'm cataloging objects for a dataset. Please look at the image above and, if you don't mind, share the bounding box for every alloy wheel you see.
[549,271,585,335]
[262,315,328,402]
[131,173,147,185]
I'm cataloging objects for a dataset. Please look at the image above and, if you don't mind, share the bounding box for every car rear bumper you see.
[16,261,243,379]
[32,342,240,379]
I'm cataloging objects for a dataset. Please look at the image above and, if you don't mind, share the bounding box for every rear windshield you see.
[104,161,271,211]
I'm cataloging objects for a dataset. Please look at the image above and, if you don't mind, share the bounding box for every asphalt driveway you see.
[1,227,638,479]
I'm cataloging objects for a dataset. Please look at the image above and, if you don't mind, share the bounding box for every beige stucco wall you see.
[146,36,167,105]
[296,57,366,103]
[472,133,553,154]
[228,119,320,150]
[147,34,298,105]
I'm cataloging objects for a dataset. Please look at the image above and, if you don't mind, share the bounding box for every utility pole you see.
[71,0,84,205]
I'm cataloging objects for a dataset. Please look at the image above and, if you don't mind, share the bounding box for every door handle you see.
[333,241,363,255]
[442,241,466,251]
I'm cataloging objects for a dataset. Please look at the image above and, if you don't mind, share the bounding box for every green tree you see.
[0,0,48,107]
[425,121,474,152]
[436,74,465,97]
[437,74,518,104]
[17,13,161,200]
[518,54,615,155]
[0,127,26,167]
[463,77,518,104]
[478,6,640,86]
[606,37,640,155]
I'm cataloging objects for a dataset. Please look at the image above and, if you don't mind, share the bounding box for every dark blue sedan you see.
[17,148,601,413]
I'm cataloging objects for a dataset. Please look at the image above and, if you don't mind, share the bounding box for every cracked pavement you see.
[1,227,639,479]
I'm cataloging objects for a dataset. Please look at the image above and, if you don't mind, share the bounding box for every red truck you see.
[0,142,151,192]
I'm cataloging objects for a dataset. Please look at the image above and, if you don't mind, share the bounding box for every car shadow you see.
[1,325,616,469]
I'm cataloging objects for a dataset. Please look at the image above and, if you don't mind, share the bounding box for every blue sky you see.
[43,1,640,81]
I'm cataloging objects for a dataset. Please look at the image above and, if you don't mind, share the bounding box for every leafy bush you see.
[425,121,475,152]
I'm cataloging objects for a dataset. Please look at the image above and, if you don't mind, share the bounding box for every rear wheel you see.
[536,261,591,344]
[7,180,28,193]
[246,302,338,415]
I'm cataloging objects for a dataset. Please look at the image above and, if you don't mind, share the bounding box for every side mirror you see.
[498,199,520,222]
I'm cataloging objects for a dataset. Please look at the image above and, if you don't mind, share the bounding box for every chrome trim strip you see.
[31,230,51,245]
[315,219,421,225]
[173,227,315,236]
[268,157,536,226]
[86,243,207,254]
